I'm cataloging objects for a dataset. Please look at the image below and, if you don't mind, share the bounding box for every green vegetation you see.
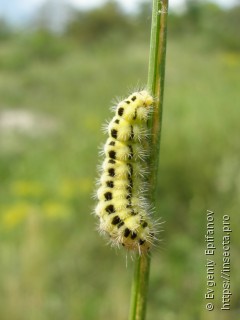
[0,1,239,319]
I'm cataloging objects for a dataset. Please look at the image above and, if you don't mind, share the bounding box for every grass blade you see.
[129,1,168,319]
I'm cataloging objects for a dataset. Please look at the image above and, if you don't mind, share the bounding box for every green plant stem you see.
[129,1,168,320]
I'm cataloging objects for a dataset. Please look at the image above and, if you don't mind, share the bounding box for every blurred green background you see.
[0,0,239,319]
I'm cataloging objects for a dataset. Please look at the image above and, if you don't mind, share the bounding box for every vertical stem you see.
[129,1,168,320]
[129,254,151,320]
[148,0,168,189]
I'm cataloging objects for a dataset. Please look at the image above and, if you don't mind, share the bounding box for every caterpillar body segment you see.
[95,90,156,253]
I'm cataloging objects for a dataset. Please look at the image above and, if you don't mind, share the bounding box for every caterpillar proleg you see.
[95,90,156,253]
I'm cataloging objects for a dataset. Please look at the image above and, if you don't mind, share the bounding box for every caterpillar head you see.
[116,91,153,123]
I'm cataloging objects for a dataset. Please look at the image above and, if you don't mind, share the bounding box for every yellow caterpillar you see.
[95,90,156,253]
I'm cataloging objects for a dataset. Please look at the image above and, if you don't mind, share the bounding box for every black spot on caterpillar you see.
[111,129,118,139]
[108,168,115,177]
[106,181,114,188]
[105,204,115,214]
[124,228,131,238]
[95,90,157,254]
[131,232,137,240]
[108,150,116,159]
[112,215,122,225]
[118,107,124,116]
[104,192,112,201]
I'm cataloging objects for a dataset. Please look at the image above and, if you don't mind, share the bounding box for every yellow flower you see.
[78,178,92,194]
[58,179,77,199]
[2,202,32,228]
[222,53,240,67]
[59,178,92,198]
[11,180,44,197]
[42,201,69,219]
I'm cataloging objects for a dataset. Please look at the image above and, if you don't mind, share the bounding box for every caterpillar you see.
[95,90,156,254]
